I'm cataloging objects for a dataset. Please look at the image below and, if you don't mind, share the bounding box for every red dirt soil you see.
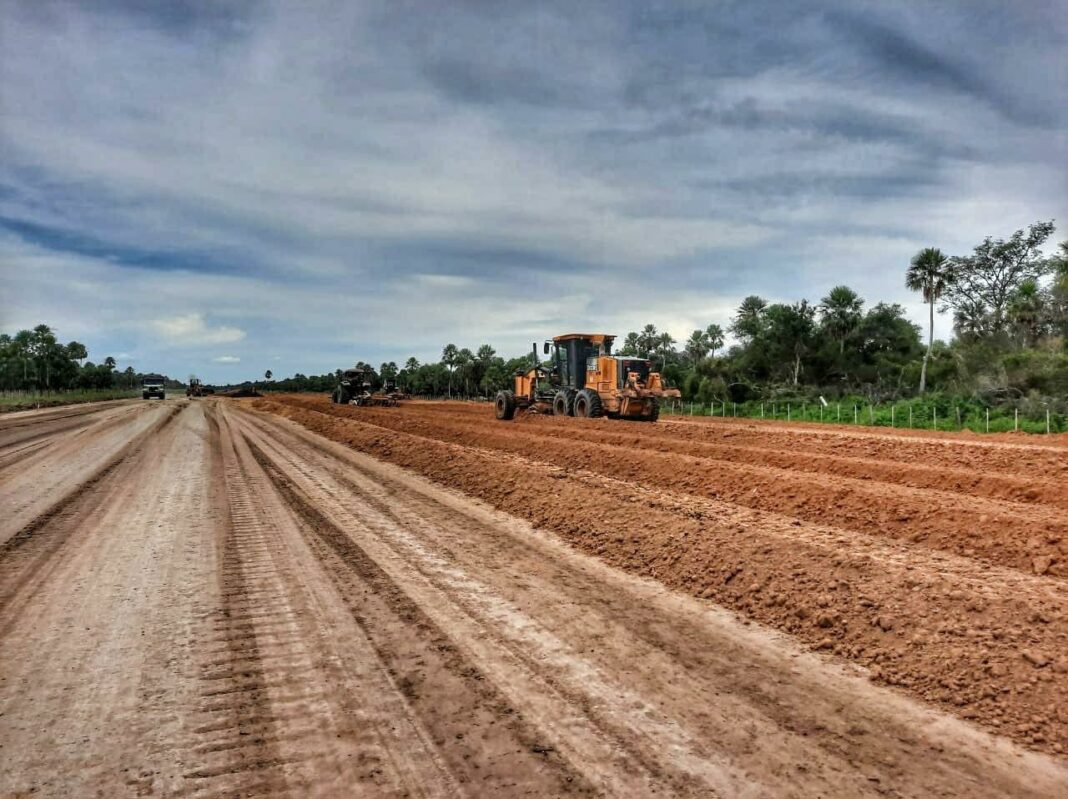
[251,395,1068,755]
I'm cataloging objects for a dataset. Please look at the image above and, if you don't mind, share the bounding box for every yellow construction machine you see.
[495,333,680,422]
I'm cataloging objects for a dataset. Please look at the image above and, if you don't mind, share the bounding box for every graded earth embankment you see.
[251,395,1068,754]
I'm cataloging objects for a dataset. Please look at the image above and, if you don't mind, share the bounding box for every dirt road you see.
[1,397,1065,797]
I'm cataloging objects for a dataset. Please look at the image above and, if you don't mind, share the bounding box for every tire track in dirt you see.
[228,413,606,795]
[0,401,149,476]
[0,400,132,452]
[249,398,1068,754]
[0,398,134,431]
[0,404,182,633]
[0,403,223,796]
[181,408,302,796]
[240,413,832,797]
[192,403,545,797]
[0,401,176,543]
[233,403,1068,796]
[275,397,1067,576]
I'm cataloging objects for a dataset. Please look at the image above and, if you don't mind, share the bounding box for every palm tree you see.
[1007,279,1045,347]
[906,247,952,394]
[705,324,724,357]
[953,299,989,342]
[729,295,767,342]
[379,362,398,384]
[684,330,709,362]
[819,285,864,355]
[66,341,88,364]
[653,332,676,371]
[637,324,658,357]
[441,344,458,398]
[1052,242,1068,339]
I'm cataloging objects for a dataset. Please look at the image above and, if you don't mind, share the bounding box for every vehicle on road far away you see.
[496,333,681,421]
[186,378,203,398]
[142,374,166,400]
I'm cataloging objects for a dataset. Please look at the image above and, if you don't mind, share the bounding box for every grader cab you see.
[495,333,679,422]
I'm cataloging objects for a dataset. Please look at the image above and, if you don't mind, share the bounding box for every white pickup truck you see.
[141,375,166,400]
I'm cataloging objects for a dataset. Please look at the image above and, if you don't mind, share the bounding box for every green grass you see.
[661,396,1066,434]
[0,388,141,413]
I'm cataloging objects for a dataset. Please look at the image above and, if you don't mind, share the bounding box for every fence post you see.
[761,402,764,419]
[985,407,989,433]
[853,405,858,424]
[869,405,874,425]
[820,405,824,422]
[891,405,895,428]
[1048,409,1051,434]
[956,406,961,430]
[933,406,937,430]
[733,402,736,417]
[788,404,791,422]
[1014,408,1018,432]
[909,404,913,428]
[837,403,841,422]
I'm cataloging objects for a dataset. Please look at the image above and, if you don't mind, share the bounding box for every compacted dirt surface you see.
[1,396,1066,797]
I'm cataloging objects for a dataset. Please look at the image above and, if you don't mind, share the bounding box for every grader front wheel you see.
[552,390,574,417]
[495,390,517,420]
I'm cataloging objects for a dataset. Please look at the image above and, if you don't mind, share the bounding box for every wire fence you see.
[660,398,1067,434]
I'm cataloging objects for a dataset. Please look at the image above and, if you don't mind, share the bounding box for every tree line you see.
[11,221,1064,409]
[0,324,159,391]
[272,220,1064,408]
[264,346,536,398]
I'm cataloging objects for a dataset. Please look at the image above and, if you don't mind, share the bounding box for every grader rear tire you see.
[574,389,604,419]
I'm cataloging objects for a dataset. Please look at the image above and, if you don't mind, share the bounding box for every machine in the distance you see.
[332,368,369,404]
[331,368,404,406]
[495,333,680,422]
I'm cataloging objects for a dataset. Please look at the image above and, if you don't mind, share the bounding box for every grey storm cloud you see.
[1,0,1065,381]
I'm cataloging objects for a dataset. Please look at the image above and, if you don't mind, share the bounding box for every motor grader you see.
[331,368,403,407]
[495,333,680,422]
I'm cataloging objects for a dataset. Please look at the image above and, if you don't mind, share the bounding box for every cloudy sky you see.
[2,0,1065,382]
